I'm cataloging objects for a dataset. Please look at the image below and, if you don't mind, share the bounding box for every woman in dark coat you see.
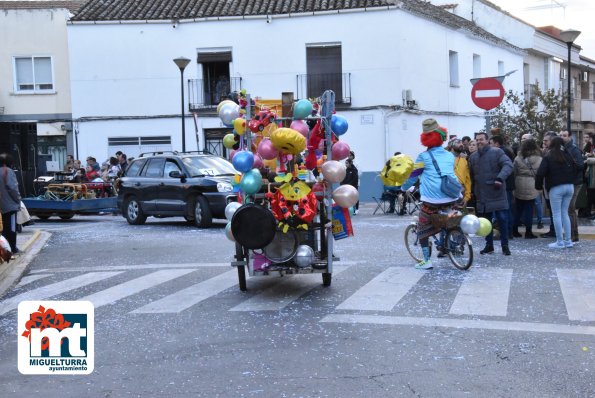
[341,158,359,214]
[0,153,22,253]
[535,137,576,249]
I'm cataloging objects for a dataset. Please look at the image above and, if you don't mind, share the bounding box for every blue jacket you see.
[402,147,460,204]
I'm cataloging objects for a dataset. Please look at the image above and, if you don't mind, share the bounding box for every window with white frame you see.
[473,54,481,78]
[449,51,459,87]
[13,56,54,92]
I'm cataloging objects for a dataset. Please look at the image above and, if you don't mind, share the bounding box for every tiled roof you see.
[0,1,86,12]
[70,0,520,52]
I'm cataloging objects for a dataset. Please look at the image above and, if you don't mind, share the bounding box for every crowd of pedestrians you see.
[64,151,130,183]
[383,123,594,259]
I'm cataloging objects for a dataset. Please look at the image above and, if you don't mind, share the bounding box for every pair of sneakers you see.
[415,259,433,270]
[548,241,574,249]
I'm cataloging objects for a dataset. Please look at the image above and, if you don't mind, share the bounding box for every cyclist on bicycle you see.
[401,118,463,269]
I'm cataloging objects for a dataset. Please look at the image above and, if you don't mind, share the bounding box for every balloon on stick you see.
[476,217,492,237]
[257,138,279,160]
[332,185,359,208]
[223,133,236,149]
[331,141,351,160]
[293,99,313,119]
[331,115,349,136]
[290,120,309,137]
[225,222,235,241]
[321,160,346,183]
[217,100,236,114]
[233,118,246,135]
[232,150,255,173]
[225,202,242,221]
[219,103,240,125]
[240,169,263,195]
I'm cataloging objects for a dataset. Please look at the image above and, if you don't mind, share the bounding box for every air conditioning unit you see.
[560,68,567,79]
[581,71,588,82]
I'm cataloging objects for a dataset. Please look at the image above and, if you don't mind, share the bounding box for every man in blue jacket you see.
[468,132,514,255]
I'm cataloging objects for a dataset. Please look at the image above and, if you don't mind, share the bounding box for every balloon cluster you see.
[460,215,492,237]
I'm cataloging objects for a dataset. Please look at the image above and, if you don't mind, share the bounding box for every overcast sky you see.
[489,0,595,59]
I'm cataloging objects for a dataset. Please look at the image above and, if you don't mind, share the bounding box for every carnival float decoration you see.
[219,90,356,290]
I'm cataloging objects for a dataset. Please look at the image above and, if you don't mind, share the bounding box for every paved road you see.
[0,208,594,397]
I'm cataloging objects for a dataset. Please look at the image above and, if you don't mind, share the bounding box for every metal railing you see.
[296,73,351,104]
[188,77,242,110]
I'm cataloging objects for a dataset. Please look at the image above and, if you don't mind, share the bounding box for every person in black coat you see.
[341,158,359,214]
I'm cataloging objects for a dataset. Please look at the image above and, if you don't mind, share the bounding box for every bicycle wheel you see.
[445,227,473,270]
[404,224,431,262]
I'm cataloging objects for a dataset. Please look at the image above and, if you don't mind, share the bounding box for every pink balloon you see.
[229,149,237,161]
[290,120,309,137]
[321,160,346,184]
[257,139,279,160]
[332,141,351,160]
[253,154,263,169]
[333,185,359,208]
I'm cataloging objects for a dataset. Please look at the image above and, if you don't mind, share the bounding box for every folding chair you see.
[372,191,397,215]
[403,187,422,215]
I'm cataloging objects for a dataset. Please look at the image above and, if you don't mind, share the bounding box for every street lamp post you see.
[559,29,581,134]
[173,56,191,152]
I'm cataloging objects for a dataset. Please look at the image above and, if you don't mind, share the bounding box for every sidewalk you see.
[0,228,49,297]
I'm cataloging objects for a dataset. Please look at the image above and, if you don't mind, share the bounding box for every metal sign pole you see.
[321,90,335,274]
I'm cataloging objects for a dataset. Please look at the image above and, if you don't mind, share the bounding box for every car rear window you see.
[124,159,146,177]
[144,158,165,177]
[182,156,237,177]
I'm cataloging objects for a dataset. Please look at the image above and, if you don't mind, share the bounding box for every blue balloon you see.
[232,151,254,173]
[331,115,349,136]
[240,169,263,194]
[294,99,313,119]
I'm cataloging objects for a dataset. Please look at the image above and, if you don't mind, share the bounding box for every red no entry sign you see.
[471,78,505,110]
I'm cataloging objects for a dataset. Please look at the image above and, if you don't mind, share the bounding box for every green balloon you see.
[477,217,492,237]
[223,133,236,149]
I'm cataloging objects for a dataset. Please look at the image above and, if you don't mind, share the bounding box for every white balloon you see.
[225,222,235,242]
[332,185,359,208]
[460,214,480,235]
[219,103,240,125]
[225,202,242,221]
[321,160,346,184]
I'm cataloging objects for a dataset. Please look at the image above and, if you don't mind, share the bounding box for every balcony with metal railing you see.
[188,77,242,111]
[296,73,351,105]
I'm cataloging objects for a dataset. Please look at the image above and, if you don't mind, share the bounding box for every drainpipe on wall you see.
[382,108,401,160]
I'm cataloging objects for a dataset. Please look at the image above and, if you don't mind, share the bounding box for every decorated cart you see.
[222,90,357,291]
[22,181,118,219]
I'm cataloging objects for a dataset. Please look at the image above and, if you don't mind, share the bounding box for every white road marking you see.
[320,314,595,336]
[0,272,122,315]
[79,269,196,308]
[335,267,425,311]
[475,89,501,98]
[29,261,358,274]
[230,266,348,312]
[131,270,239,314]
[449,268,513,317]
[557,269,595,321]
[16,274,53,287]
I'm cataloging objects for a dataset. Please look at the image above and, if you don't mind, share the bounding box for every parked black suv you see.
[117,151,237,227]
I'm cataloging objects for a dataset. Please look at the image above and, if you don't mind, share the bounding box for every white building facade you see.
[68,0,525,199]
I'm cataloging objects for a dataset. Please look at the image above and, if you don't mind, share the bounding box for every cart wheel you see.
[235,243,247,291]
[322,273,332,287]
[237,266,247,292]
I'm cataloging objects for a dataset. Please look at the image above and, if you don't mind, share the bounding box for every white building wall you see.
[0,8,72,118]
[68,9,524,175]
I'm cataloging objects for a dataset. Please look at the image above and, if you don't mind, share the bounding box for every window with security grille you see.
[13,56,54,92]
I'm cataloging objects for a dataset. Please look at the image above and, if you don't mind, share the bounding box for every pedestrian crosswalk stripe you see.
[79,269,196,308]
[320,314,595,336]
[449,268,512,317]
[17,274,53,287]
[230,266,348,312]
[335,267,425,311]
[557,269,595,322]
[0,272,122,316]
[131,270,239,314]
[29,263,232,274]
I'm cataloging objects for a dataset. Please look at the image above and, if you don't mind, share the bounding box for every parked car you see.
[117,152,237,227]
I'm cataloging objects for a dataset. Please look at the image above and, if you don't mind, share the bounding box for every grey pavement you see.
[0,208,593,397]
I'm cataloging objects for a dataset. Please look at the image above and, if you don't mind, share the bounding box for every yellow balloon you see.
[217,100,236,114]
[263,158,277,170]
[233,118,246,135]
[477,217,492,237]
[270,128,306,155]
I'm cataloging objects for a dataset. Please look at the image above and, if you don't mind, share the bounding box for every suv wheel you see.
[193,196,212,228]
[125,196,147,225]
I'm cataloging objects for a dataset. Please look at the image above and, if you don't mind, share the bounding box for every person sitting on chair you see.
[380,152,413,215]
[401,119,463,270]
